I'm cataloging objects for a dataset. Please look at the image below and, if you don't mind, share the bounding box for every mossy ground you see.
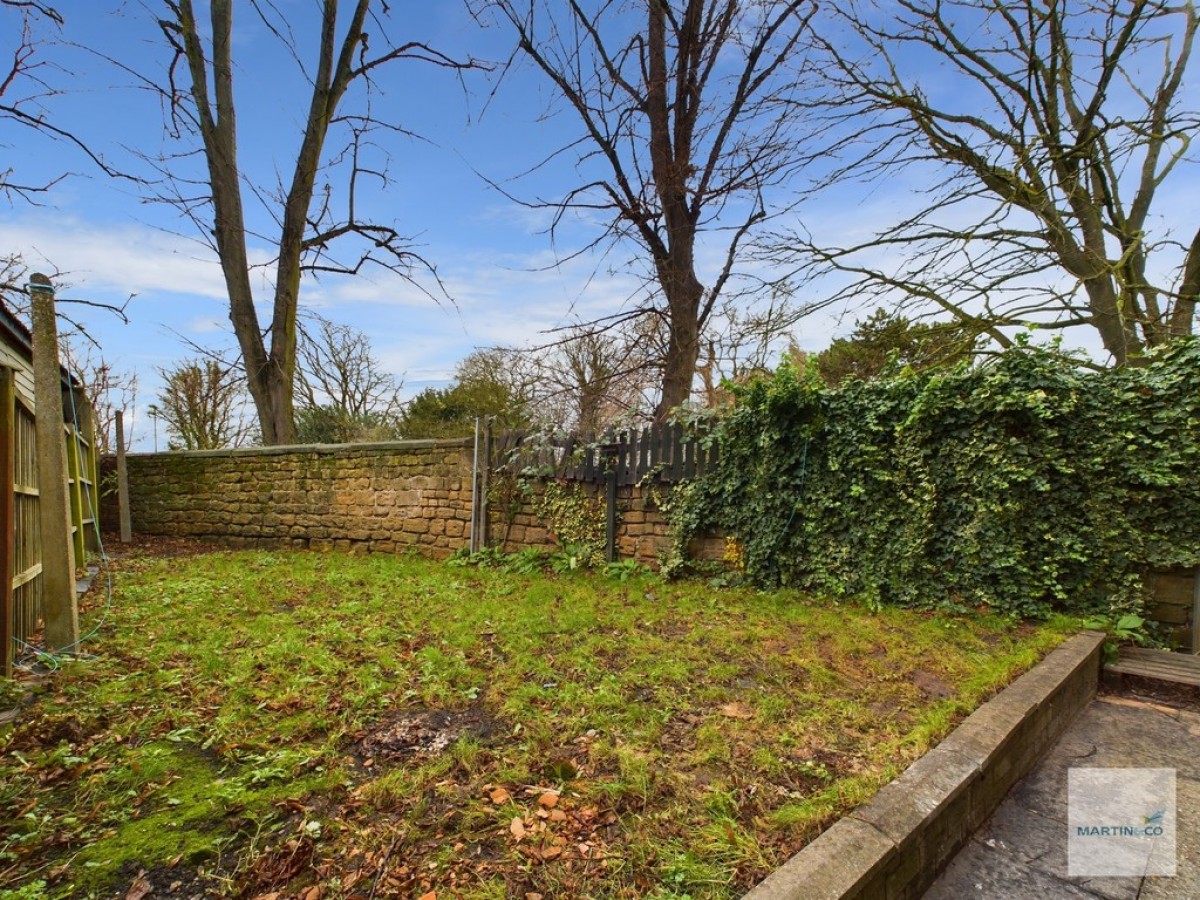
[1,540,1075,898]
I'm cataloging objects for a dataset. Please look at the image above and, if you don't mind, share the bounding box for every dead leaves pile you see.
[301,782,621,900]
[491,784,616,867]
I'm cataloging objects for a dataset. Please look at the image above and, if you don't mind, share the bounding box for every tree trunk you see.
[648,0,704,420]
[1171,225,1200,339]
[265,365,295,445]
[1085,278,1144,366]
[173,0,372,446]
[657,316,701,418]
[656,264,704,419]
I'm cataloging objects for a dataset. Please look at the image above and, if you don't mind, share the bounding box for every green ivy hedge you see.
[672,338,1200,618]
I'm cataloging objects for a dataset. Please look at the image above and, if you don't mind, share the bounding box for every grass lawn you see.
[0,541,1074,899]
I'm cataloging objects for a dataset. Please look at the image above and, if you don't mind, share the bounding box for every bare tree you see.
[1,1,127,202]
[778,0,1199,364]
[61,340,138,455]
[476,0,815,418]
[1,255,133,356]
[0,253,23,299]
[294,314,403,443]
[530,324,657,434]
[150,357,253,451]
[695,289,804,406]
[152,1,477,444]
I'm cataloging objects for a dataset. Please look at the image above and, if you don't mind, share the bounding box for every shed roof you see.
[0,295,83,391]
[0,295,35,358]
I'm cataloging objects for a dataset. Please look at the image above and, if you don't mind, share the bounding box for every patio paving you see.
[924,684,1200,899]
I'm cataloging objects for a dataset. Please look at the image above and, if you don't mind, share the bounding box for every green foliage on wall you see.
[535,481,608,567]
[672,337,1200,618]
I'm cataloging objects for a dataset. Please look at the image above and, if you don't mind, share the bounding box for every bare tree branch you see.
[475,0,817,418]
[151,356,255,450]
[150,0,483,444]
[769,0,1199,364]
[293,311,404,442]
[1,1,136,201]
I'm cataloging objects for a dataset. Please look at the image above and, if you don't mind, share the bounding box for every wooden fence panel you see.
[491,423,710,487]
[65,422,99,561]
[1,367,95,672]
[1,368,12,676]
[7,387,43,666]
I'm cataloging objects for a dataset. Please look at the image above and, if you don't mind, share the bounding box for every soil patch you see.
[102,532,224,559]
[237,835,316,899]
[357,703,504,762]
[118,861,225,900]
[1104,674,1200,711]
[911,670,954,699]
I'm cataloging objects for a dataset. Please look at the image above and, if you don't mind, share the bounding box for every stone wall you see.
[485,481,723,566]
[109,440,723,567]
[119,440,476,557]
[1146,567,1198,651]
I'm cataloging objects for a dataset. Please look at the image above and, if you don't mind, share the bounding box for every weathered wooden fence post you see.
[1,366,15,677]
[29,273,78,653]
[116,410,132,543]
[79,393,99,555]
[67,418,86,563]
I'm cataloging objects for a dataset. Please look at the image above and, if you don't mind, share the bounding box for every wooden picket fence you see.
[491,422,719,486]
[1,366,99,676]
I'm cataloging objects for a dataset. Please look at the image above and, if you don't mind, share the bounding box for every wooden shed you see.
[1,298,100,675]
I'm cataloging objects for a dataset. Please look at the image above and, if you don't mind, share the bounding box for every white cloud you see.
[0,217,226,299]
[185,316,228,335]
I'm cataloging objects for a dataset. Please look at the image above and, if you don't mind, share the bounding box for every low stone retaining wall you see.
[743,631,1106,900]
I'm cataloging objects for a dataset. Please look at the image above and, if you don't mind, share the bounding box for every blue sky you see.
[9,1,854,451]
[2,1,1196,449]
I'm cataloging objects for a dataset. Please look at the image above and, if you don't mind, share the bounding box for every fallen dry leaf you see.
[510,816,526,840]
[538,791,559,809]
[489,786,511,805]
[540,845,563,860]
[418,893,437,900]
[525,894,544,900]
[125,872,153,900]
[1098,695,1180,718]
[301,887,322,900]
[720,701,754,720]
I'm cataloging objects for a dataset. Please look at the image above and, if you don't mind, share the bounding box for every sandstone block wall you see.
[1146,567,1198,651]
[120,440,476,557]
[109,441,723,567]
[486,481,723,567]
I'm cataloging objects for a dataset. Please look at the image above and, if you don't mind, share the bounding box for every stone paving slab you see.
[924,693,1200,899]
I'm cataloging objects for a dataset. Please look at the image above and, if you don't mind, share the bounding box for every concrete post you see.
[29,273,78,652]
[116,410,132,543]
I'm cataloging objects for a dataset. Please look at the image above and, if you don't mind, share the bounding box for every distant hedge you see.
[672,337,1200,618]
